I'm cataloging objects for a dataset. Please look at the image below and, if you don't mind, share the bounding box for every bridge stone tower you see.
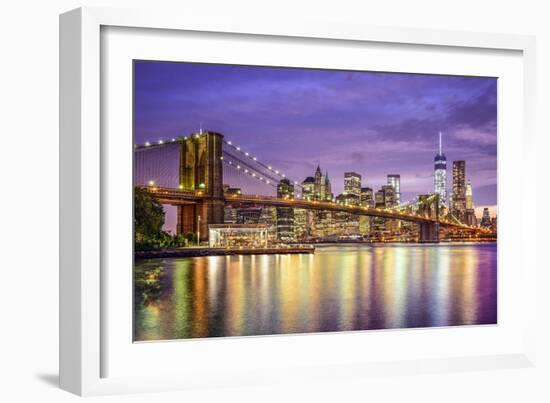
[417,194,440,243]
[176,131,224,241]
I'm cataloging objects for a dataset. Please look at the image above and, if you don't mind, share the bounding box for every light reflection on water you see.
[134,243,497,341]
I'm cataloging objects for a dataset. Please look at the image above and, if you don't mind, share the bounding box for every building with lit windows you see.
[465,179,477,226]
[480,207,492,228]
[294,208,308,241]
[381,185,396,208]
[313,165,332,201]
[465,179,473,209]
[259,206,277,242]
[434,132,447,208]
[276,178,295,241]
[301,177,315,200]
[324,172,332,201]
[451,160,466,223]
[209,224,269,248]
[237,207,262,224]
[344,172,362,198]
[360,187,374,208]
[223,206,238,223]
[387,174,401,205]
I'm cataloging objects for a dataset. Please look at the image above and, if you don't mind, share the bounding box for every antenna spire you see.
[439,131,442,155]
[199,122,203,135]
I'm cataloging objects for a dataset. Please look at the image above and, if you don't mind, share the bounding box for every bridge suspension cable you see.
[221,151,281,185]
[222,159,278,189]
[222,139,303,189]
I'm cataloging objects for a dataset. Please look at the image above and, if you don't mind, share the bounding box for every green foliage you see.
[134,188,200,251]
[134,187,165,240]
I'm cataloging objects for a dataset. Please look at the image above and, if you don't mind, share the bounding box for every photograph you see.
[132,60,498,341]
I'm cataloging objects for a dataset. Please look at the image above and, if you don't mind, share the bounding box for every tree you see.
[134,187,165,242]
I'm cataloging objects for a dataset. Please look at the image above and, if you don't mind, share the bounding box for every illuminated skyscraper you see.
[301,177,315,200]
[314,165,323,200]
[387,174,401,205]
[434,132,447,208]
[480,207,491,228]
[344,172,361,197]
[314,165,332,201]
[451,160,466,223]
[465,179,477,226]
[276,179,295,241]
[324,171,332,201]
[360,187,374,208]
[465,179,473,209]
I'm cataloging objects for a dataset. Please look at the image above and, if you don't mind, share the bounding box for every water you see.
[134,243,497,341]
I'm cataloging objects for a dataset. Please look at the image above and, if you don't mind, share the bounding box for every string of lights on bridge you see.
[222,139,303,190]
[133,135,304,190]
[221,158,303,198]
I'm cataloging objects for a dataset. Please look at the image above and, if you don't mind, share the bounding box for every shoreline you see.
[135,246,315,260]
[134,241,496,259]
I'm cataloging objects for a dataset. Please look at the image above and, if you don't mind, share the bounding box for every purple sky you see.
[134,60,497,213]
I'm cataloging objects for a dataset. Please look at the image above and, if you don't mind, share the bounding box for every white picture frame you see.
[60,6,537,396]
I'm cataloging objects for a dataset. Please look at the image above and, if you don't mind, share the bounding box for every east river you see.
[134,243,497,341]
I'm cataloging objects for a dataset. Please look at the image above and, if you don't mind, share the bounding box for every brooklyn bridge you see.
[134,130,489,243]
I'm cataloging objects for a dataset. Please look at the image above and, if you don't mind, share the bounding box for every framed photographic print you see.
[60,7,537,396]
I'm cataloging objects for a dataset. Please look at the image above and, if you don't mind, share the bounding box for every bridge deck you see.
[138,186,482,230]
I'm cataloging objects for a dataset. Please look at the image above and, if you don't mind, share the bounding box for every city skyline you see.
[134,61,497,218]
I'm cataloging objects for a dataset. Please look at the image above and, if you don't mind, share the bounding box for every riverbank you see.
[135,246,315,259]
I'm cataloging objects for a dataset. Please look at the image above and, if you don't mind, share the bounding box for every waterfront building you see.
[372,185,397,240]
[359,216,370,236]
[451,160,466,223]
[387,174,401,205]
[359,187,373,237]
[259,206,278,242]
[480,207,492,228]
[312,211,333,238]
[360,187,374,208]
[344,172,362,198]
[209,224,268,248]
[276,178,295,241]
[333,211,360,237]
[294,208,308,241]
[434,132,447,208]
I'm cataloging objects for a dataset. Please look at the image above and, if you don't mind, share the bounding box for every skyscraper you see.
[387,174,401,205]
[465,179,473,209]
[465,179,476,226]
[301,177,315,200]
[382,185,396,208]
[314,165,332,201]
[324,171,332,201]
[314,165,323,200]
[360,187,374,208]
[451,160,466,223]
[434,132,447,208]
[276,179,295,241]
[344,172,361,198]
[480,207,491,228]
